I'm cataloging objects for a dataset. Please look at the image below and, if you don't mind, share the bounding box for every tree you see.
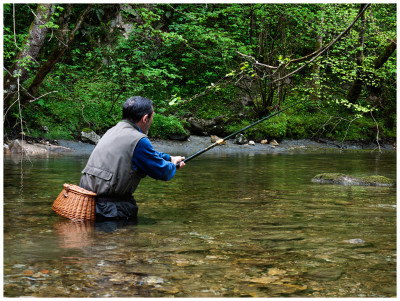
[25,4,93,101]
[346,4,369,104]
[3,4,56,109]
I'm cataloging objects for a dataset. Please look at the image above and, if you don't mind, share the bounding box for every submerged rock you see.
[141,276,164,285]
[312,173,395,186]
[346,238,365,244]
[308,268,343,281]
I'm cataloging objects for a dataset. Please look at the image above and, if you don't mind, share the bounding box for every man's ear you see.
[142,114,149,123]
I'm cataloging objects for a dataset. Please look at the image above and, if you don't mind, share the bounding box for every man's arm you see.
[132,137,184,180]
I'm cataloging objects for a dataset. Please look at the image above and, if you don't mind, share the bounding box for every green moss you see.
[312,173,395,186]
[360,175,395,186]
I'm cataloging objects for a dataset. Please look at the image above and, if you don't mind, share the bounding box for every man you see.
[80,96,185,220]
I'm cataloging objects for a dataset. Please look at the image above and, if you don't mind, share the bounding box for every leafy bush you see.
[226,114,288,141]
[148,114,188,139]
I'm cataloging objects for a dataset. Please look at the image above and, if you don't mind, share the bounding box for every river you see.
[3,147,396,297]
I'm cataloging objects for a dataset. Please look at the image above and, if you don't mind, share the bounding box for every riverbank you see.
[55,136,395,157]
[4,135,394,158]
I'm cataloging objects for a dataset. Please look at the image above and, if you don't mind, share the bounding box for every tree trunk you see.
[366,37,397,102]
[373,37,396,69]
[311,9,325,102]
[347,37,396,104]
[3,4,55,108]
[347,4,366,104]
[25,5,93,103]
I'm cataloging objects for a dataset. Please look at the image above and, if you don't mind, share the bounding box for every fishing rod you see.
[176,100,305,167]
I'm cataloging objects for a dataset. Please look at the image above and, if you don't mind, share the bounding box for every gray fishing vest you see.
[79,120,147,196]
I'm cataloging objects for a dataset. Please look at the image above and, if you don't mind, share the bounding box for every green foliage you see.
[20,72,123,140]
[3,3,396,144]
[148,114,188,139]
[226,114,288,141]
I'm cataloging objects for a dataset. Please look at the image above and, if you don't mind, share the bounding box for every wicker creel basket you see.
[52,184,97,221]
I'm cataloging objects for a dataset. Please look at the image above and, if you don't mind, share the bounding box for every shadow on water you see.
[3,150,396,297]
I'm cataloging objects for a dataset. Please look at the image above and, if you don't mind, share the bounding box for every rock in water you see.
[9,139,23,153]
[312,173,395,186]
[308,268,343,281]
[7,139,71,155]
[346,238,365,244]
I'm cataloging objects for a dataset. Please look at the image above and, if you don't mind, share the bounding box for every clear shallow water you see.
[3,150,396,297]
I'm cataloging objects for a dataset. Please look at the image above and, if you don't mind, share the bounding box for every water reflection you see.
[53,216,159,249]
[53,220,95,249]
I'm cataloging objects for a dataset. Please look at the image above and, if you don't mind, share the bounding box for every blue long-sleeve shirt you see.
[132,137,176,181]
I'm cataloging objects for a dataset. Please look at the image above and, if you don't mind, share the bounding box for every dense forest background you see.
[3,3,397,144]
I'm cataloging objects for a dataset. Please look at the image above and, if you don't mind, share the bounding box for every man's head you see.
[123,96,154,134]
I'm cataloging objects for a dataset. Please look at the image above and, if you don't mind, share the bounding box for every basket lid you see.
[63,184,97,196]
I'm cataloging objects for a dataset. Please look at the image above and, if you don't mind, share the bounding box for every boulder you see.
[8,139,23,154]
[187,116,227,136]
[7,139,71,156]
[260,139,268,144]
[209,125,226,136]
[168,133,190,141]
[212,115,226,125]
[210,135,226,144]
[270,139,279,146]
[249,140,256,146]
[187,117,206,135]
[81,131,101,144]
[235,133,248,145]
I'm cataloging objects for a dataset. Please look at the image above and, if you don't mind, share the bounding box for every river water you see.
[3,148,396,297]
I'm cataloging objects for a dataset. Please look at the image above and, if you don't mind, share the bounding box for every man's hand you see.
[171,156,185,169]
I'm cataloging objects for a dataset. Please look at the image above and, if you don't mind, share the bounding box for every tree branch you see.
[236,51,278,69]
[271,4,371,85]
